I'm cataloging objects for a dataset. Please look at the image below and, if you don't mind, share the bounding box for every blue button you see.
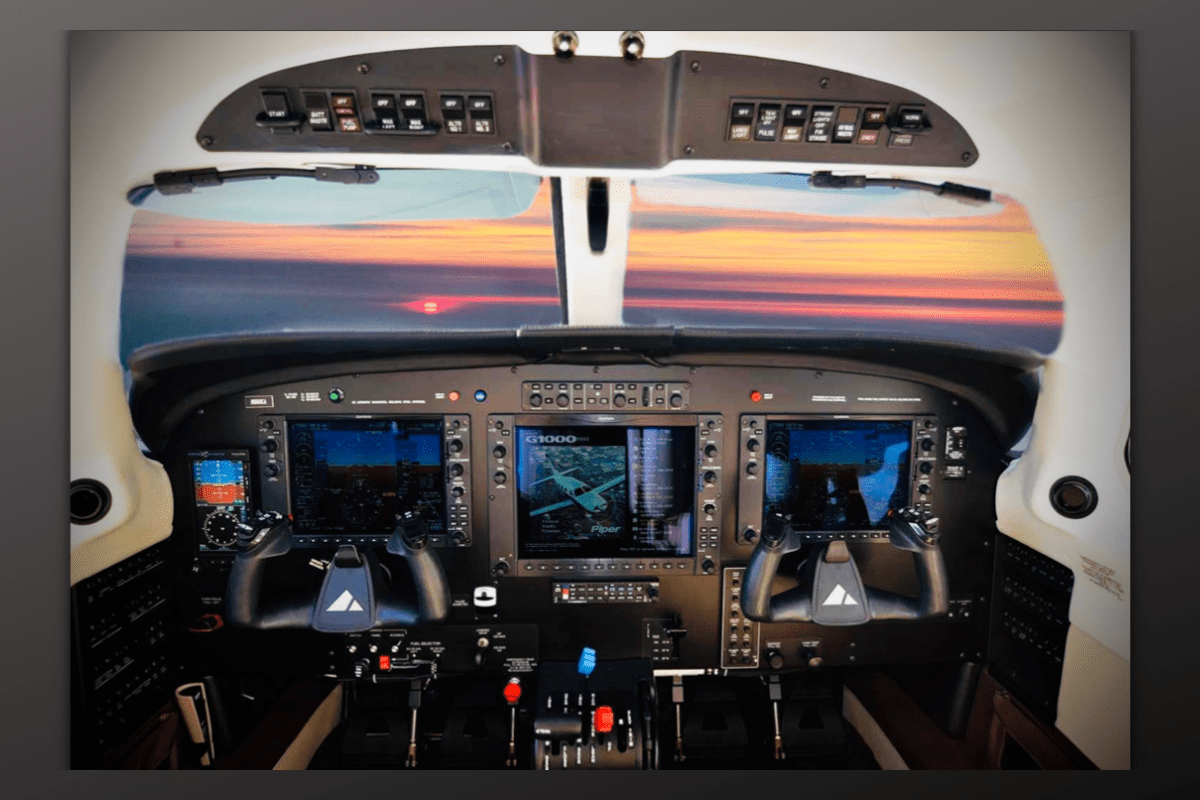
[474,390,487,402]
[578,647,596,676]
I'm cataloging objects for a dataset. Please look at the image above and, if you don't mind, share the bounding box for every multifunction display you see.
[516,426,695,560]
[288,418,446,534]
[190,450,252,552]
[763,420,912,530]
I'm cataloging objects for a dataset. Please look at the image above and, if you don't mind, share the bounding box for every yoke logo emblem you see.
[822,584,859,606]
[326,589,364,612]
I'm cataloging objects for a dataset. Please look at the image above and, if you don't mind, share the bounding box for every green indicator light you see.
[329,388,344,403]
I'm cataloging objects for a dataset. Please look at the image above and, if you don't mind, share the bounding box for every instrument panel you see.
[167,362,1001,679]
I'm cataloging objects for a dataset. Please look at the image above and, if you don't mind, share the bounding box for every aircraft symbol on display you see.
[530,460,626,516]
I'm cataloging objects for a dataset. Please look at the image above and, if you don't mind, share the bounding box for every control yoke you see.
[742,508,949,625]
[226,511,450,633]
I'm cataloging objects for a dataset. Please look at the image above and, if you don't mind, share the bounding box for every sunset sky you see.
[121,174,1063,361]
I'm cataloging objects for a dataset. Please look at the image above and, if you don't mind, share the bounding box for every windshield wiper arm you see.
[126,165,380,205]
[809,171,991,203]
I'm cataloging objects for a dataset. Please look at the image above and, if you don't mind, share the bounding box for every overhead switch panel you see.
[198,47,977,167]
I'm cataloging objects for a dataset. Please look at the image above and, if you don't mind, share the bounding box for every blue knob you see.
[578,647,596,676]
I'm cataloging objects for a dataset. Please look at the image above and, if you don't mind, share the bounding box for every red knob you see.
[595,706,614,734]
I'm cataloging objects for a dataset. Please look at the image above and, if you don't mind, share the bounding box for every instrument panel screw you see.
[962,152,972,162]
[501,141,513,152]
[494,54,506,66]
[684,145,694,155]
[690,60,701,73]
[199,136,213,147]
[357,62,370,75]
[819,77,830,89]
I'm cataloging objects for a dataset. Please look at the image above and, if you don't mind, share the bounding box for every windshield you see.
[121,169,1064,363]
[120,170,561,363]
[624,175,1063,354]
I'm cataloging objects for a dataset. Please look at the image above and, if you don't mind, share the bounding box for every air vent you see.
[71,479,111,525]
[1049,476,1097,519]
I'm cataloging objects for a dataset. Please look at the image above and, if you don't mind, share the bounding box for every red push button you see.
[503,679,522,705]
[595,706,614,733]
[378,655,391,671]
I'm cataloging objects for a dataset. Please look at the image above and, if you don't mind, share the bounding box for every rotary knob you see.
[747,439,760,453]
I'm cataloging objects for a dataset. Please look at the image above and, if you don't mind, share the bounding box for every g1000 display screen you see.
[287,418,445,534]
[516,426,695,560]
[763,419,912,531]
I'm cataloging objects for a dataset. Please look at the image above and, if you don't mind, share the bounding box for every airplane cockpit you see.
[69,31,1130,770]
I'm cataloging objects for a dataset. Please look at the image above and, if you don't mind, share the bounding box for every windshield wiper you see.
[809,171,991,204]
[126,165,380,205]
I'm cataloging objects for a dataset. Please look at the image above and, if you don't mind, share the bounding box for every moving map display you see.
[516,426,695,559]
